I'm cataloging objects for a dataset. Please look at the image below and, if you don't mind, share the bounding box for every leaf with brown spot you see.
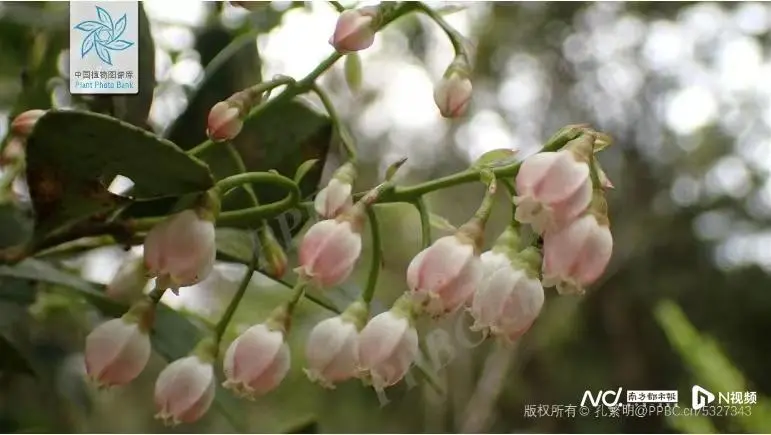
[23,110,215,245]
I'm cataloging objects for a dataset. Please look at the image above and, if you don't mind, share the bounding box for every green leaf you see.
[0,203,33,250]
[24,110,214,239]
[385,157,408,182]
[471,148,518,171]
[294,159,320,185]
[110,3,155,128]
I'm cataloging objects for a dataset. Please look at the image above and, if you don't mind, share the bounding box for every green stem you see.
[413,197,431,249]
[329,1,345,12]
[310,83,357,161]
[224,143,260,205]
[214,254,257,343]
[131,172,300,231]
[414,2,466,57]
[499,178,518,222]
[286,279,308,314]
[361,207,382,304]
[366,124,585,204]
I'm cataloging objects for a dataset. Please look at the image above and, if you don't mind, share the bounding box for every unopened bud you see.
[258,226,288,279]
[329,8,377,54]
[433,72,472,118]
[206,101,243,143]
[11,109,46,138]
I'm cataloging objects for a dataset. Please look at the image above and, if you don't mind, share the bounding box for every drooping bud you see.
[433,72,472,118]
[513,134,594,234]
[257,226,288,279]
[154,352,216,426]
[304,300,367,389]
[542,191,613,295]
[406,233,483,318]
[222,320,290,399]
[143,197,218,295]
[469,246,544,342]
[314,162,356,219]
[106,252,149,303]
[10,109,46,138]
[329,7,377,54]
[357,294,419,391]
[84,299,156,388]
[297,212,363,289]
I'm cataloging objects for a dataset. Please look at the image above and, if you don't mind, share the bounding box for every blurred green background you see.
[0,1,770,433]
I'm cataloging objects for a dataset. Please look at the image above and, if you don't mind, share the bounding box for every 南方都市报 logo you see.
[73,6,134,66]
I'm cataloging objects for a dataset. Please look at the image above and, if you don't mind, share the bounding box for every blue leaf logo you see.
[73,6,134,66]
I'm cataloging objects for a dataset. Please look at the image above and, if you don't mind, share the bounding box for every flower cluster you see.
[76,4,615,428]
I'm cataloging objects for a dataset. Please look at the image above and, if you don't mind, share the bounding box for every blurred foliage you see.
[0,1,769,434]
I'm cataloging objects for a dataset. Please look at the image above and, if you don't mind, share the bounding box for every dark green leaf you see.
[110,3,155,128]
[0,203,33,250]
[24,110,214,239]
[0,334,35,376]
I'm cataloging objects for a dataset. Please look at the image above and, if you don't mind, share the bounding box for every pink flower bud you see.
[106,253,148,303]
[154,355,216,426]
[469,249,544,341]
[304,315,360,389]
[223,323,290,398]
[314,178,354,219]
[433,73,472,118]
[10,109,46,137]
[329,8,376,54]
[513,144,593,234]
[206,101,243,143]
[406,234,483,317]
[84,317,151,388]
[357,302,418,390]
[0,137,25,167]
[298,218,362,288]
[542,212,613,295]
[144,209,217,295]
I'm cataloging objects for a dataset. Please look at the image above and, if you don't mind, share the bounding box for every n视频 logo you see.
[73,6,134,66]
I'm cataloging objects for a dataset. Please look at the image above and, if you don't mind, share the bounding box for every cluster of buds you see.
[514,129,614,295]
[83,192,221,391]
